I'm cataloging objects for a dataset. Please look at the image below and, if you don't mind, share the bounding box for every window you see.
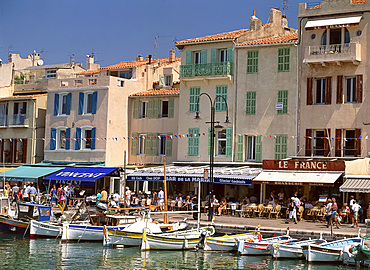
[161,100,168,118]
[57,128,67,150]
[247,50,258,74]
[75,80,83,86]
[315,78,326,104]
[194,52,201,64]
[119,69,132,79]
[83,128,92,149]
[344,130,355,156]
[189,87,200,113]
[85,92,94,114]
[138,134,146,155]
[245,136,255,161]
[277,90,288,114]
[159,135,166,156]
[215,85,228,112]
[89,79,97,85]
[313,130,325,156]
[188,128,199,156]
[141,101,148,118]
[345,77,356,103]
[275,134,287,160]
[78,91,97,115]
[278,48,290,72]
[61,81,68,87]
[219,49,227,62]
[246,91,256,115]
[60,93,68,115]
[164,75,173,87]
[75,127,96,150]
[0,103,8,126]
[321,28,350,46]
[13,102,27,125]
[117,80,124,87]
[217,129,227,156]
[46,69,57,79]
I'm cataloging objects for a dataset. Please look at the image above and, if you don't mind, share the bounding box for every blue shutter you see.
[66,93,71,115]
[201,49,207,64]
[226,127,233,157]
[78,92,84,115]
[50,128,56,150]
[91,127,96,150]
[54,94,59,116]
[227,47,233,62]
[211,49,217,63]
[186,51,191,65]
[92,91,97,114]
[75,128,81,150]
[65,128,71,150]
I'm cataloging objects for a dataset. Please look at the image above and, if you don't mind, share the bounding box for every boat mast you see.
[163,156,169,224]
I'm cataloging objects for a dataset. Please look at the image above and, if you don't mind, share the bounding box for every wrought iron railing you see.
[308,43,352,55]
[9,114,29,126]
[180,62,233,78]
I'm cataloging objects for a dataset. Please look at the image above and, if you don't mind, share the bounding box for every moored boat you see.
[342,235,370,266]
[30,220,62,238]
[204,232,258,252]
[237,235,295,255]
[270,239,326,259]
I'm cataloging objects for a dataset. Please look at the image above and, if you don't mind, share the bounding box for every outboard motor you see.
[96,202,108,211]
[196,230,208,249]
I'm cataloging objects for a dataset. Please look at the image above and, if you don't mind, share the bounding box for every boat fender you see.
[237,240,245,253]
[196,231,207,249]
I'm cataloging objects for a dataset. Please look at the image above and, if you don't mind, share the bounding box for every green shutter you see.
[145,133,151,155]
[168,98,174,118]
[246,91,256,115]
[186,51,191,65]
[194,129,199,156]
[201,49,207,64]
[236,135,243,162]
[208,127,211,156]
[133,100,140,119]
[278,48,290,72]
[188,128,193,156]
[152,133,158,156]
[131,132,138,155]
[159,75,165,87]
[189,86,200,113]
[166,133,173,157]
[255,136,262,162]
[247,50,258,74]
[188,128,199,156]
[215,85,228,112]
[275,134,287,160]
[226,127,233,157]
[211,49,217,63]
[147,100,153,118]
[227,47,233,63]
[153,99,160,118]
[169,74,173,86]
[277,90,288,115]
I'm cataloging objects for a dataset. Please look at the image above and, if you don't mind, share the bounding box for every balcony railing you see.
[180,62,233,78]
[304,43,361,64]
[9,114,29,126]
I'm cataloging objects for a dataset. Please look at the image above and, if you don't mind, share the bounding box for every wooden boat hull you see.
[0,216,29,235]
[30,220,62,239]
[271,239,326,259]
[204,232,257,252]
[237,236,293,256]
[105,230,143,246]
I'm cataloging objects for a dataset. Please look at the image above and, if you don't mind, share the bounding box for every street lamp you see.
[195,93,229,221]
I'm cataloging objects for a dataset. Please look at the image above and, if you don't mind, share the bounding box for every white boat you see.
[141,226,215,250]
[342,235,370,266]
[103,218,188,247]
[30,220,62,238]
[270,239,326,259]
[62,215,138,242]
[303,237,361,262]
[237,235,294,255]
[204,232,258,252]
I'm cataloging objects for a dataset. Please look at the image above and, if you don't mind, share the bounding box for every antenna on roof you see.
[153,35,173,58]
[172,36,177,51]
[282,0,289,15]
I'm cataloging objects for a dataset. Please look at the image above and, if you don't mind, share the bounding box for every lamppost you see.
[195,93,229,221]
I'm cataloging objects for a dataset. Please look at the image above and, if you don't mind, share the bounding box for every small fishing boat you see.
[270,238,326,259]
[141,226,215,251]
[303,237,361,262]
[204,232,258,252]
[30,220,62,238]
[342,235,370,266]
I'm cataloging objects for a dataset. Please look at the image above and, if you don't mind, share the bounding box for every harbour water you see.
[0,233,358,270]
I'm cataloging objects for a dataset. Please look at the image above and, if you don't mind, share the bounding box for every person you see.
[349,195,356,226]
[65,184,71,206]
[352,200,361,228]
[58,187,66,207]
[5,182,11,197]
[11,184,19,204]
[101,187,108,203]
[175,193,183,210]
[151,191,158,207]
[325,199,333,228]
[69,183,75,206]
[340,203,350,224]
[23,183,30,202]
[218,197,227,216]
[250,195,257,203]
[158,187,164,210]
[278,190,284,204]
[17,187,23,200]
[125,186,131,207]
[242,196,250,205]
[330,198,340,229]
[96,190,101,205]
[50,185,57,205]
[288,197,298,224]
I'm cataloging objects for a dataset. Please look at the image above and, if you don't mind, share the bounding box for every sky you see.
[0,0,315,68]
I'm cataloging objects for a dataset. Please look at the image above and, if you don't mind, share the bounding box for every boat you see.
[342,235,370,266]
[303,237,361,262]
[0,202,52,236]
[30,220,63,238]
[103,217,189,246]
[270,238,326,259]
[203,232,258,252]
[141,226,215,251]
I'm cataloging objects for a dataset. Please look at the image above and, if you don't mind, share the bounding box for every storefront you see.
[253,160,345,204]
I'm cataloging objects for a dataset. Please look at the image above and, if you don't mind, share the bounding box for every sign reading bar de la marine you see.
[263,160,345,171]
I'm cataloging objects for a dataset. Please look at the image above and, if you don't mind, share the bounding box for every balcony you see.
[9,114,29,127]
[180,62,233,80]
[14,78,48,92]
[303,43,361,66]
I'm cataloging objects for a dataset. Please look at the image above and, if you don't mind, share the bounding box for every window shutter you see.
[92,91,98,114]
[284,48,290,71]
[153,99,160,118]
[169,74,173,86]
[277,49,283,72]
[335,129,342,157]
[168,98,174,118]
[54,94,59,116]
[201,49,207,64]
[324,129,330,157]
[226,127,233,157]
[159,75,165,87]
[188,129,193,156]
[336,75,343,104]
[355,129,361,156]
[132,132,139,155]
[246,91,256,115]
[282,135,287,159]
[91,127,96,150]
[236,135,243,162]
[305,129,312,156]
[325,76,332,105]
[145,133,151,155]
[211,49,217,63]
[194,130,199,156]
[227,47,233,62]
[66,93,71,115]
[215,85,228,112]
[275,135,281,160]
[50,128,56,150]
[152,133,158,156]
[307,77,313,105]
[255,136,262,162]
[283,90,288,114]
[133,100,140,119]
[65,128,71,150]
[208,127,211,157]
[78,92,84,115]
[75,128,81,150]
[22,139,27,163]
[147,100,154,119]
[166,133,173,157]
[186,51,191,65]
[356,74,363,103]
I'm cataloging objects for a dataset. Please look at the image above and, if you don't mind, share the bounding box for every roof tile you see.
[236,33,298,46]
[130,88,179,97]
[176,29,250,45]
[101,57,180,70]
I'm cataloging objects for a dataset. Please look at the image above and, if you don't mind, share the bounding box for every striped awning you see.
[305,16,362,30]
[340,178,370,193]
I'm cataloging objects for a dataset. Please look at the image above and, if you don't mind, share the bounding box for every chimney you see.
[282,14,288,27]
[86,54,100,71]
[136,54,143,61]
[270,8,282,27]
[146,55,152,64]
[169,50,176,62]
[249,10,262,31]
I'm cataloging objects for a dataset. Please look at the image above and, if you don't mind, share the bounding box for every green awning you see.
[0,166,65,182]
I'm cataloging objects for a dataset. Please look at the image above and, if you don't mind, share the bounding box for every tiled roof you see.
[101,57,180,70]
[310,4,321,9]
[176,29,250,45]
[76,70,100,75]
[130,88,179,97]
[352,0,366,4]
[236,33,298,46]
[0,94,47,100]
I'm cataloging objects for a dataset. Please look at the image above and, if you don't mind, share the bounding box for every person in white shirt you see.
[125,187,131,207]
[351,200,361,228]
[158,187,164,210]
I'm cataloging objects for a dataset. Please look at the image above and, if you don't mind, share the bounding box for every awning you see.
[127,166,261,186]
[0,166,65,183]
[305,16,362,30]
[253,171,343,186]
[44,167,118,185]
[0,167,15,173]
[340,178,370,193]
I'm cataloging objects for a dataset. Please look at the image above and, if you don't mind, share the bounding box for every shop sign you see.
[262,160,345,171]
